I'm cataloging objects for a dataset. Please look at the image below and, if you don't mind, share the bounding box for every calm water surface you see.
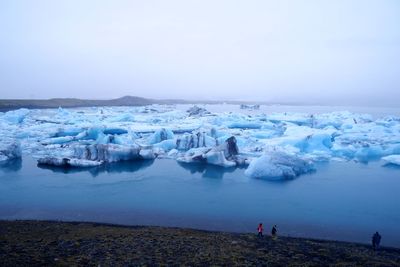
[0,157,399,247]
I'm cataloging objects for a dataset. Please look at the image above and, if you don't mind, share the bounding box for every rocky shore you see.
[1,220,399,266]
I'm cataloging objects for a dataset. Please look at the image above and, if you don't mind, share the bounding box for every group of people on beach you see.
[257,223,277,239]
[257,224,383,251]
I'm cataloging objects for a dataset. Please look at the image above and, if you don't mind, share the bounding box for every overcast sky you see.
[0,0,399,106]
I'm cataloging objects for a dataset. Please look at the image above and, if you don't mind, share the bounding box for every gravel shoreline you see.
[1,220,399,266]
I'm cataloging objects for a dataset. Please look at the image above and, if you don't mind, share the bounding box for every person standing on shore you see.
[271,225,277,239]
[372,232,381,250]
[257,223,263,238]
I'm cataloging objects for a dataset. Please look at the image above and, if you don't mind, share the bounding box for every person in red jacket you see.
[257,223,263,237]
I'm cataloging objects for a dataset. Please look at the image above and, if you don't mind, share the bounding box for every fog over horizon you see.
[0,0,399,106]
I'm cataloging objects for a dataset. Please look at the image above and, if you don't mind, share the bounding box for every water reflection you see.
[0,158,22,172]
[382,163,400,169]
[37,159,155,177]
[177,162,239,179]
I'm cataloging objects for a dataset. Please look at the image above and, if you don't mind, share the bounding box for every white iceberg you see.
[245,151,314,179]
[0,105,399,174]
[382,155,400,166]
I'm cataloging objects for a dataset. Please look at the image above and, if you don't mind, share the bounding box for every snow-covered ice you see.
[245,150,315,180]
[382,155,400,166]
[1,104,399,177]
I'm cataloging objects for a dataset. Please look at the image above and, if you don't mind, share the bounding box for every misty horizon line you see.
[0,95,398,108]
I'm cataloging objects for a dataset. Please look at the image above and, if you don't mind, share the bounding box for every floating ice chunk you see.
[330,143,356,159]
[0,140,21,162]
[96,133,112,144]
[221,136,239,159]
[106,113,135,122]
[227,121,262,129]
[176,147,209,164]
[265,125,336,155]
[382,155,400,166]
[240,104,260,110]
[37,157,103,167]
[355,145,385,162]
[57,107,70,116]
[187,106,210,116]
[251,130,279,139]
[112,133,137,146]
[153,139,177,151]
[167,149,179,157]
[43,136,75,145]
[385,144,400,155]
[52,127,83,137]
[2,109,30,124]
[245,151,314,179]
[103,128,128,135]
[294,133,333,153]
[203,150,236,167]
[268,112,313,126]
[73,144,141,162]
[210,127,227,138]
[176,132,216,150]
[148,128,174,144]
[83,127,105,140]
[139,149,156,160]
[176,136,242,167]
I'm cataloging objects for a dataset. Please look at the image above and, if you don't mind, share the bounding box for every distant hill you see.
[0,95,301,111]
[0,96,154,111]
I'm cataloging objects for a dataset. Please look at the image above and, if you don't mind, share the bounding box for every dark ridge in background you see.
[0,95,304,112]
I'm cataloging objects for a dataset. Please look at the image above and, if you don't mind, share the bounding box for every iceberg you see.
[245,151,314,179]
[106,113,135,122]
[139,149,157,160]
[37,157,103,167]
[0,104,399,175]
[382,155,400,166]
[203,150,236,167]
[73,144,142,162]
[2,108,30,124]
[51,127,83,137]
[176,136,244,167]
[0,140,22,162]
[153,139,177,151]
[103,128,128,135]
[176,132,216,150]
[294,133,333,153]
[227,121,262,129]
[187,106,210,116]
[148,128,174,144]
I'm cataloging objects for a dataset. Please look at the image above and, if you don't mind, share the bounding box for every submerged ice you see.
[1,105,399,178]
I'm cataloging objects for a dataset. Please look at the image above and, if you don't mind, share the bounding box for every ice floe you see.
[0,105,399,178]
[382,155,400,166]
[245,151,315,179]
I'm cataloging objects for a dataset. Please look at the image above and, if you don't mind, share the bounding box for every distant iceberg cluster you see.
[0,105,399,179]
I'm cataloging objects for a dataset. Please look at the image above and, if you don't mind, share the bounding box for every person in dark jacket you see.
[257,223,263,238]
[271,225,277,239]
[372,232,382,250]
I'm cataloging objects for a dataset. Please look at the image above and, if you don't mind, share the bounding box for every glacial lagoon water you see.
[1,156,399,247]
